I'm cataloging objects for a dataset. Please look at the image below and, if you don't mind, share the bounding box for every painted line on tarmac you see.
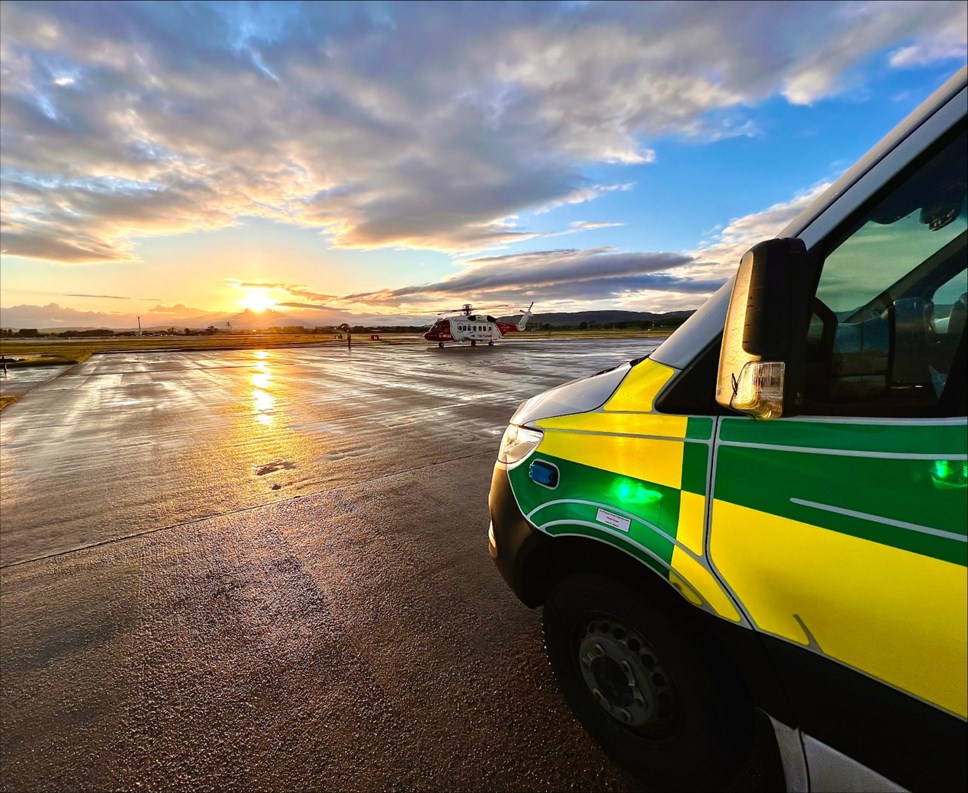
[0,447,496,571]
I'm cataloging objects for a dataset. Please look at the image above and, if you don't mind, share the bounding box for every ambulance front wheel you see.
[438,342,444,348]
[543,574,752,791]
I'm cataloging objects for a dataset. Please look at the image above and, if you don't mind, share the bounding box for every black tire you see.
[543,574,752,791]
[488,341,494,346]
[471,340,477,347]
[438,341,444,348]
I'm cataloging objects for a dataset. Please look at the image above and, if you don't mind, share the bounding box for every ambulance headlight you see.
[498,424,543,465]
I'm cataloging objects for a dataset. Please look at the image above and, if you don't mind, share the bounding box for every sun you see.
[239,291,275,313]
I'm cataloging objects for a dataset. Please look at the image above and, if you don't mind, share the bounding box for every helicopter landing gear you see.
[438,342,444,348]
[470,340,477,347]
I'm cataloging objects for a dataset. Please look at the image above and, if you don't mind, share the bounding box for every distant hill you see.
[3,306,697,333]
[1,307,352,333]
[504,309,695,327]
[192,308,349,330]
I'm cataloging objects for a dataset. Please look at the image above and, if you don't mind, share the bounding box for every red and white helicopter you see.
[424,302,534,348]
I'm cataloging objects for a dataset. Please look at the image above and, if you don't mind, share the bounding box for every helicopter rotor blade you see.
[433,301,511,316]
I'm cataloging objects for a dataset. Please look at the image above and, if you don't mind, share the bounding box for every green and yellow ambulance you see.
[487,66,967,791]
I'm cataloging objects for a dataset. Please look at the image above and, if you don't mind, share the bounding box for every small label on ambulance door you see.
[596,509,631,533]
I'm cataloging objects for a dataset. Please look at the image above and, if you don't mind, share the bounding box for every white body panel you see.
[449,316,501,342]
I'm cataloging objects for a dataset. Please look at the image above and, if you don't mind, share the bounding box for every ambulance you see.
[487,66,967,792]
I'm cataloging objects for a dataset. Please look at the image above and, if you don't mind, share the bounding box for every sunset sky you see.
[1,1,966,328]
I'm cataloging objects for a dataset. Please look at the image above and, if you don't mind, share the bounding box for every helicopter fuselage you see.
[424,314,519,346]
[425,302,533,347]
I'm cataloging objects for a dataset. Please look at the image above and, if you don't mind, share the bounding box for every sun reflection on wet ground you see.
[250,353,277,426]
[252,389,275,425]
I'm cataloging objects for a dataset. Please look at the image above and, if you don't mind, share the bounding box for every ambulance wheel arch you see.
[513,532,682,609]
[542,573,756,791]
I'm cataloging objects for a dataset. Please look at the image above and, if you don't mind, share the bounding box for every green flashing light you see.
[612,477,662,505]
[930,459,967,490]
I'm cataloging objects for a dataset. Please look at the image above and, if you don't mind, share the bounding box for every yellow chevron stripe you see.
[536,431,684,491]
[671,550,742,622]
[536,410,688,439]
[669,492,741,621]
[676,490,705,555]
[603,359,676,413]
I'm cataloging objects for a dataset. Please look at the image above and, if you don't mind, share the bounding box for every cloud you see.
[567,221,625,232]
[534,183,635,215]
[780,1,967,104]
[1,169,240,262]
[3,288,160,300]
[686,181,833,279]
[224,277,316,295]
[278,247,716,313]
[275,301,348,313]
[0,301,215,329]
[0,172,876,326]
[223,277,342,304]
[229,280,302,290]
[1,1,964,263]
[63,292,160,300]
[889,3,968,68]
[277,176,837,314]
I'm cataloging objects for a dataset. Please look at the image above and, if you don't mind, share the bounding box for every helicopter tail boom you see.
[515,302,534,331]
[495,302,535,335]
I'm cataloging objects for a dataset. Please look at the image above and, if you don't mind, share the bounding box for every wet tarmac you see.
[0,340,656,566]
[0,364,71,400]
[2,339,674,792]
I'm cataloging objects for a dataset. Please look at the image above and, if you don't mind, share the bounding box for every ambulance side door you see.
[709,125,967,791]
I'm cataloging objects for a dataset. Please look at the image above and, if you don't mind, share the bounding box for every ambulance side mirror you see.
[716,238,814,419]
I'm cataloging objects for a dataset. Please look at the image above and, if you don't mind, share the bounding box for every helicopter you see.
[424,302,534,347]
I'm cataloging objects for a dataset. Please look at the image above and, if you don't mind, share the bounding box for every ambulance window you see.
[803,125,967,417]
[932,268,968,332]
